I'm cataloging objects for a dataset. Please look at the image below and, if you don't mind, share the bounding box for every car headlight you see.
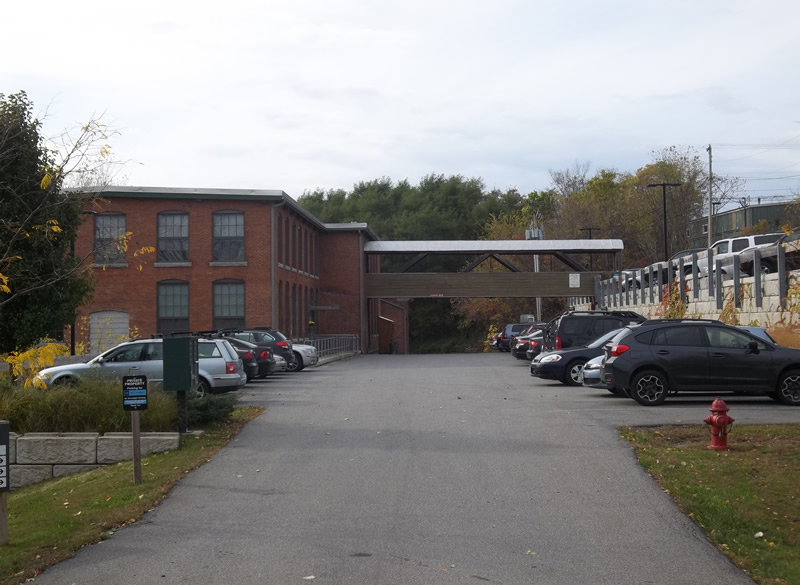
[38,372,52,381]
[584,363,600,371]
[540,354,562,363]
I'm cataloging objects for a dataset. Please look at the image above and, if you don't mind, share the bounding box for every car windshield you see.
[588,328,623,348]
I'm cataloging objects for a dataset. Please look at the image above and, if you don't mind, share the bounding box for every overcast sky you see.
[4,0,800,206]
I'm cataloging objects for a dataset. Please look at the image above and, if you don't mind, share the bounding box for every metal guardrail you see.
[303,335,361,358]
[594,245,790,311]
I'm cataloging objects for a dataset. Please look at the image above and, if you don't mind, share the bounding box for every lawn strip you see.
[621,424,800,585]
[0,406,263,585]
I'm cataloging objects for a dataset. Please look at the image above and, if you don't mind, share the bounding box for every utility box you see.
[163,337,198,392]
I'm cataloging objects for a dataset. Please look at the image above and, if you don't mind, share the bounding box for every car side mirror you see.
[747,341,759,353]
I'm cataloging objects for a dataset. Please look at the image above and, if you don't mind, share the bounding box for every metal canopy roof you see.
[364,239,623,254]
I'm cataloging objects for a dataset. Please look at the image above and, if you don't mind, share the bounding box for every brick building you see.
[72,186,399,353]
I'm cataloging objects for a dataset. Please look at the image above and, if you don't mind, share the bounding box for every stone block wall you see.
[9,431,180,489]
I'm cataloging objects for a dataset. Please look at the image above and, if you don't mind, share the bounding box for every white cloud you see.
[4,0,800,200]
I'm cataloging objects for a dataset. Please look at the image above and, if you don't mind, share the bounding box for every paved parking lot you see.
[32,353,798,585]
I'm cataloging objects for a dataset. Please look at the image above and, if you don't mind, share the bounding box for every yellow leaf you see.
[40,172,52,190]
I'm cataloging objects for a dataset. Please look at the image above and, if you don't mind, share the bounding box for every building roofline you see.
[69,186,380,238]
[364,239,623,254]
[323,222,381,241]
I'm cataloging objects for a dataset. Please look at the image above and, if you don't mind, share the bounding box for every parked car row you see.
[34,326,319,396]
[615,231,793,293]
[524,310,800,406]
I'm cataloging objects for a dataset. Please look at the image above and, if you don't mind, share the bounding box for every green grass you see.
[0,406,263,585]
[622,424,800,585]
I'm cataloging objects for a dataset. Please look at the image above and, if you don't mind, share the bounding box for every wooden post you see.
[0,492,7,545]
[132,411,142,485]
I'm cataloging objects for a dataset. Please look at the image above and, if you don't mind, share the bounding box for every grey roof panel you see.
[364,240,623,254]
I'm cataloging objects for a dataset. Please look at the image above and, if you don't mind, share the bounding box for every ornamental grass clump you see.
[0,378,239,434]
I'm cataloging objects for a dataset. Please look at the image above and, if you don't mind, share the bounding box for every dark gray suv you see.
[604,319,800,406]
[543,310,645,352]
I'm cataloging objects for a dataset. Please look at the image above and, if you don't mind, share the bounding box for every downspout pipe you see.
[271,199,286,325]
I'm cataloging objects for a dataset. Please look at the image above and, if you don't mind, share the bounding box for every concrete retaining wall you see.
[9,431,180,489]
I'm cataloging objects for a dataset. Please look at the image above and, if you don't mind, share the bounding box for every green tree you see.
[0,92,103,352]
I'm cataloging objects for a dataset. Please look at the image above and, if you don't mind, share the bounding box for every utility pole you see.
[579,227,599,271]
[707,144,713,249]
[647,183,681,261]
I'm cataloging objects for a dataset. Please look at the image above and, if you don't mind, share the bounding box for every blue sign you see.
[123,376,148,411]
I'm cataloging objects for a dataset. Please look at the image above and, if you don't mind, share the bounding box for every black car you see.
[512,330,543,360]
[543,310,646,352]
[224,337,276,379]
[525,331,545,361]
[603,319,800,406]
[232,344,259,381]
[530,328,622,386]
[216,328,297,368]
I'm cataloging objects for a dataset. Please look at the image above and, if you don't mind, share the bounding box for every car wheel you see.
[287,352,304,372]
[760,260,776,275]
[53,376,77,387]
[564,360,586,386]
[630,370,669,406]
[775,370,800,405]
[193,378,211,398]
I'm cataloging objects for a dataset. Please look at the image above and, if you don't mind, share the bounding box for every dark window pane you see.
[158,282,189,333]
[213,281,245,329]
[213,213,245,261]
[94,214,126,264]
[653,326,705,347]
[157,213,189,262]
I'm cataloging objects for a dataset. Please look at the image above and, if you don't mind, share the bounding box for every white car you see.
[273,354,288,372]
[35,337,246,396]
[680,233,783,277]
[288,343,319,372]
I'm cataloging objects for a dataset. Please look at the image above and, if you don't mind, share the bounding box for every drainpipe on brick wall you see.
[359,232,366,351]
[271,200,286,324]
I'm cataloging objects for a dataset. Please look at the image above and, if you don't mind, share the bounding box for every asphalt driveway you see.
[33,353,798,584]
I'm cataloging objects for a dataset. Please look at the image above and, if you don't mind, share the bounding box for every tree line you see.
[0,90,745,353]
[298,149,742,347]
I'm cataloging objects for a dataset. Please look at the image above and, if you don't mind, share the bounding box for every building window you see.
[213,211,245,262]
[285,282,290,334]
[213,280,245,329]
[157,212,189,262]
[157,281,189,333]
[284,218,290,268]
[292,222,297,269]
[702,224,708,234]
[277,215,283,265]
[94,213,126,265]
[303,230,308,273]
[292,284,297,338]
[278,281,283,331]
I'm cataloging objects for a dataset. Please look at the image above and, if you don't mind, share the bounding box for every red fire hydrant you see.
[704,398,734,451]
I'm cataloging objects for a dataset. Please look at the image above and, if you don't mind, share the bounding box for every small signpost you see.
[123,376,147,485]
[0,421,10,545]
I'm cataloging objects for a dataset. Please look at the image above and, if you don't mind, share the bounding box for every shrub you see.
[186,392,239,427]
[0,378,240,434]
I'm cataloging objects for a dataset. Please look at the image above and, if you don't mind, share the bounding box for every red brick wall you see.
[317,232,364,342]
[71,193,371,347]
